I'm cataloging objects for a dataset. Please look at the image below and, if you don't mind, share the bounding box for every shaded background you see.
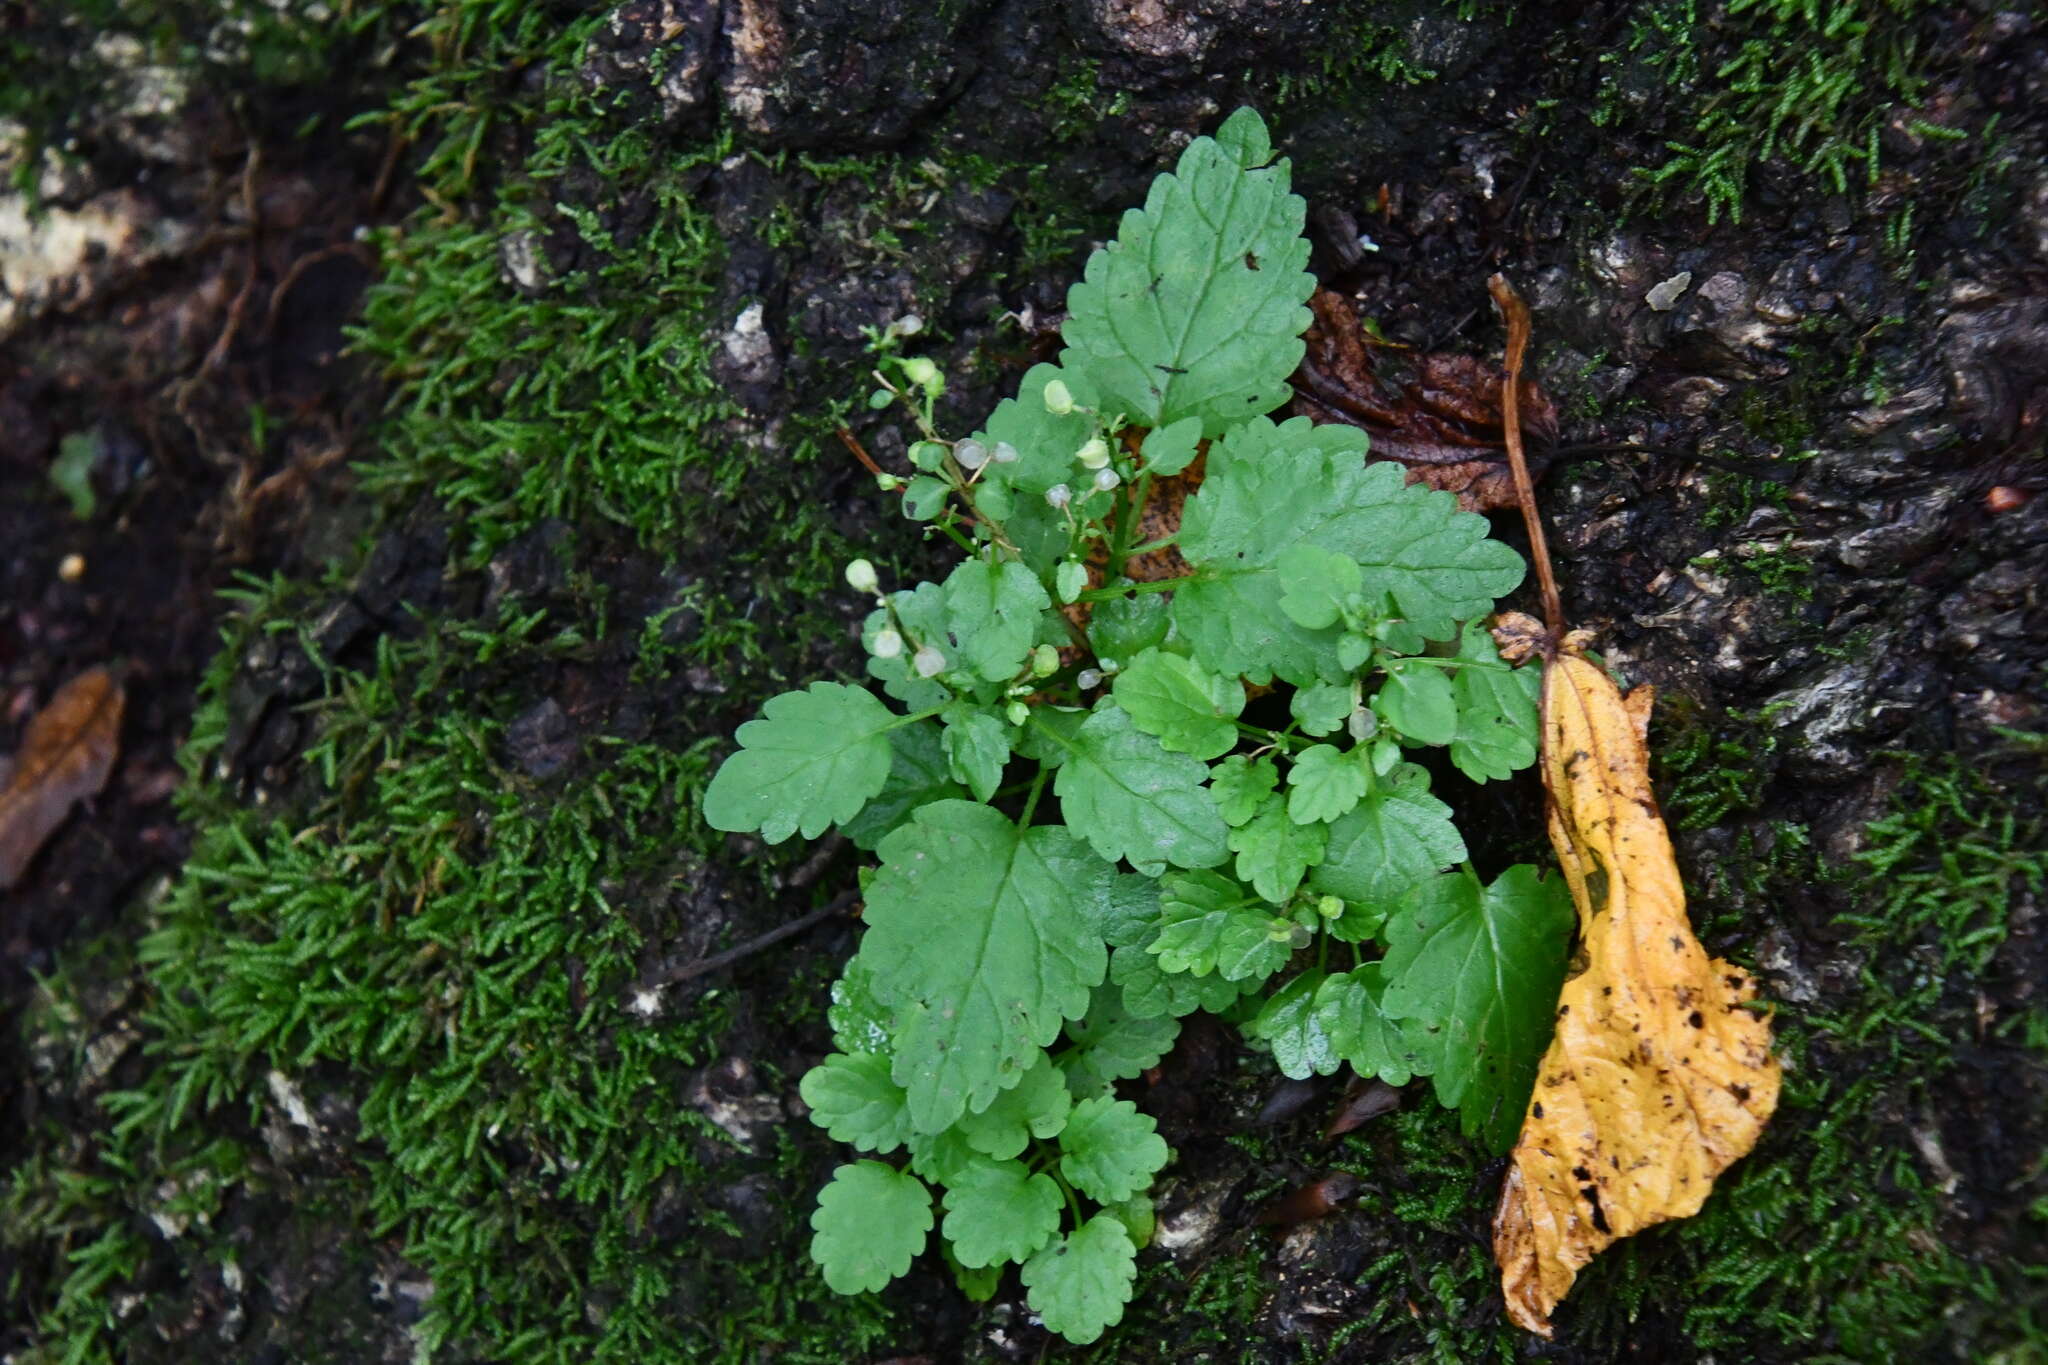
[1,2,2043,1360]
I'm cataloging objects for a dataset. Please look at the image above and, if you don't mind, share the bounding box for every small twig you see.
[649,890,859,987]
[836,423,891,482]
[369,121,408,215]
[779,832,847,892]
[1487,273,1564,642]
[262,242,373,340]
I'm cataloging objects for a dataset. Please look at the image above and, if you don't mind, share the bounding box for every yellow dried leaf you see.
[1492,647,1779,1336]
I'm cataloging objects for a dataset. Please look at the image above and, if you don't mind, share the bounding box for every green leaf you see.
[1012,704,1086,766]
[943,559,1053,682]
[1058,1096,1170,1204]
[1061,985,1182,1097]
[1174,419,1524,684]
[1287,743,1367,824]
[942,1157,1064,1268]
[1276,544,1362,630]
[902,475,949,520]
[1088,584,1171,664]
[1139,415,1204,476]
[1245,969,1339,1079]
[800,1052,913,1153]
[865,802,1112,1131]
[1172,419,1369,685]
[1148,870,1295,983]
[1110,944,1251,1018]
[1314,964,1427,1086]
[1106,1192,1157,1250]
[942,708,1011,802]
[865,584,954,708]
[972,363,1097,495]
[1380,866,1574,1153]
[811,1162,932,1294]
[1228,797,1327,903]
[1208,754,1279,826]
[828,956,893,1056]
[704,682,899,843]
[1059,108,1312,435]
[1111,648,1244,760]
[1046,704,1229,872]
[1289,680,1354,737]
[906,1126,981,1186]
[1377,659,1457,746]
[841,721,965,851]
[1022,1213,1139,1346]
[1309,763,1466,911]
[1073,872,1164,949]
[1322,896,1389,945]
[956,1053,1072,1160]
[1449,621,1540,782]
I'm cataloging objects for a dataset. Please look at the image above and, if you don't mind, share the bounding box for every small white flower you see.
[953,438,988,470]
[1042,379,1075,415]
[887,312,924,338]
[1076,437,1110,469]
[870,628,905,659]
[1076,668,1103,690]
[991,441,1020,464]
[1092,467,1121,492]
[844,558,879,594]
[1045,483,1072,509]
[913,645,947,678]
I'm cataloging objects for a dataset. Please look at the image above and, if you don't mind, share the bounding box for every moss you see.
[1616,0,1953,223]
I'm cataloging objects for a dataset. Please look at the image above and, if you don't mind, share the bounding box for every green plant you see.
[704,109,1569,1342]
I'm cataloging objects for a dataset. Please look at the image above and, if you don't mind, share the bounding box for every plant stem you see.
[1017,765,1049,828]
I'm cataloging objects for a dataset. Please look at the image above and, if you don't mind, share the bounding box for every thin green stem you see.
[1105,469,1152,582]
[1017,765,1050,828]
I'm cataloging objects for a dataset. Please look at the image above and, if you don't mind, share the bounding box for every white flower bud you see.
[844,558,879,594]
[1076,668,1103,690]
[991,441,1020,464]
[901,357,939,388]
[953,438,988,470]
[888,312,923,338]
[1092,467,1121,493]
[1076,437,1110,469]
[913,645,947,678]
[870,628,904,659]
[1042,378,1075,415]
[1045,484,1072,509]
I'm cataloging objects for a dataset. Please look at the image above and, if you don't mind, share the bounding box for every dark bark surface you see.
[2,2,2043,1362]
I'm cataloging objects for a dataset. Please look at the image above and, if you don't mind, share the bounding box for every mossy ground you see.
[4,3,2043,1362]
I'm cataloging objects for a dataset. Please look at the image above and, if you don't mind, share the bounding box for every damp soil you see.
[4,3,2046,1362]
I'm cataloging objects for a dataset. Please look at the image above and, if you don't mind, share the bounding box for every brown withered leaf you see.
[1489,641,1780,1336]
[0,667,126,889]
[1291,288,1559,512]
[1253,1172,1361,1227]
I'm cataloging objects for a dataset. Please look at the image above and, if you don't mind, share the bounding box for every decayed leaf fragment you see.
[0,666,126,889]
[1490,635,1779,1336]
